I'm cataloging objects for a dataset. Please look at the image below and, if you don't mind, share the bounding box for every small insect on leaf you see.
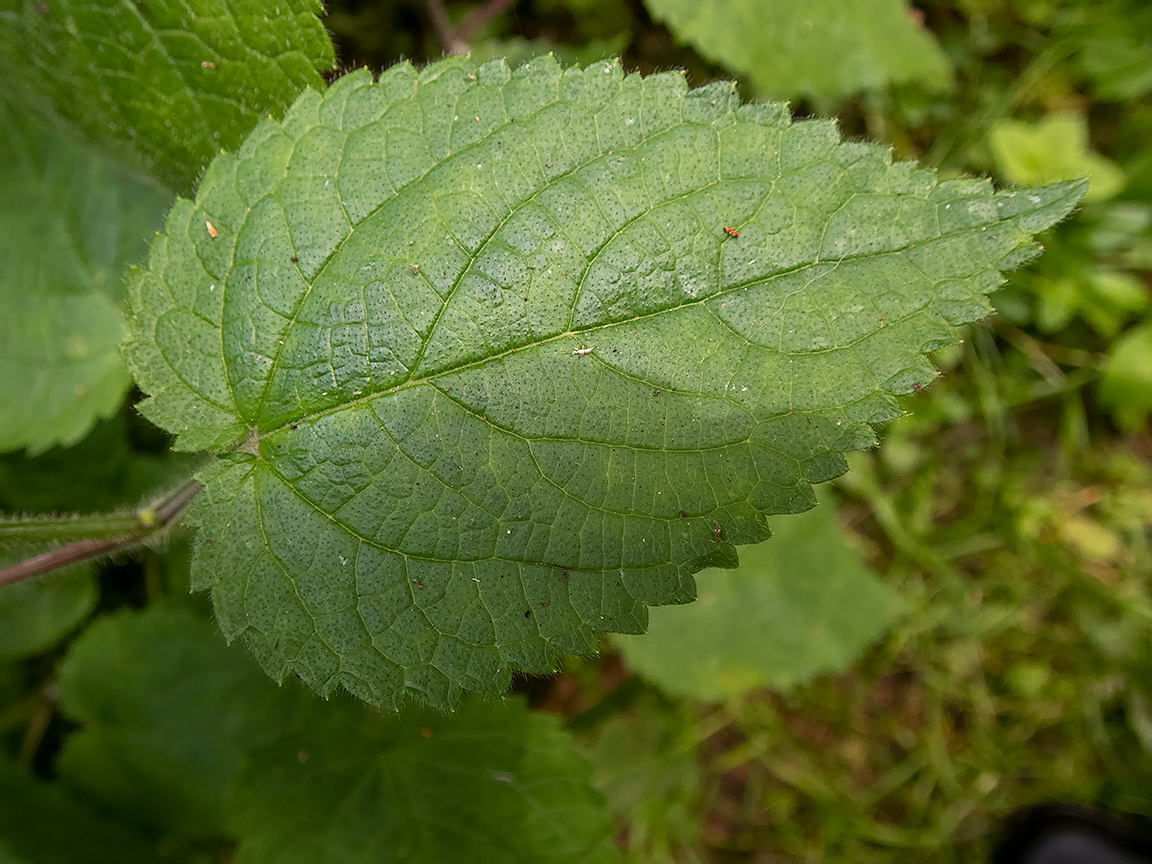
[723,226,740,238]
[205,219,218,238]
[713,520,723,542]
[572,347,594,356]
[290,254,298,263]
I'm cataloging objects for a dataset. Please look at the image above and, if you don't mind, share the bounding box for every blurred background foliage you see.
[2,0,1151,861]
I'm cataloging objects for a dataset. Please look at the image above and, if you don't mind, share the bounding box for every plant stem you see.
[0,479,202,589]
[426,0,517,55]
[452,0,516,47]
[0,513,145,543]
[425,0,466,54]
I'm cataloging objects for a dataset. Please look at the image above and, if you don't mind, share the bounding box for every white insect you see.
[572,346,594,356]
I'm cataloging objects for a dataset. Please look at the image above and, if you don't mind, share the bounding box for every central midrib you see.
[251,209,965,443]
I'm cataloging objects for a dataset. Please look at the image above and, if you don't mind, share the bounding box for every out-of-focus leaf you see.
[233,697,619,864]
[55,605,296,838]
[582,702,705,862]
[0,0,336,193]
[55,605,620,861]
[642,0,952,103]
[0,759,162,864]
[123,54,1084,710]
[0,567,95,660]
[988,112,1125,203]
[0,413,194,514]
[1100,323,1152,433]
[1057,0,1152,101]
[615,499,901,700]
[0,101,170,454]
[1080,269,1148,337]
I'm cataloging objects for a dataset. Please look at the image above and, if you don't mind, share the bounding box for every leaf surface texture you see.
[125,56,1086,709]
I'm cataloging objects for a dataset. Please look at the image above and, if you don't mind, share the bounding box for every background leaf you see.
[0,412,196,514]
[641,0,952,104]
[614,496,901,700]
[582,703,705,862]
[0,567,95,660]
[0,759,162,864]
[1100,322,1152,433]
[0,100,170,454]
[0,0,336,193]
[56,605,295,838]
[55,605,618,861]
[125,56,1085,710]
[233,697,619,864]
[988,112,1126,204]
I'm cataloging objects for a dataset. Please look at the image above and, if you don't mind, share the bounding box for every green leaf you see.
[0,759,162,864]
[56,605,296,837]
[0,412,195,514]
[233,698,618,864]
[0,567,95,660]
[614,498,900,700]
[0,100,171,454]
[988,112,1126,204]
[0,0,336,193]
[1100,323,1152,433]
[642,0,951,103]
[124,56,1086,710]
[55,604,618,861]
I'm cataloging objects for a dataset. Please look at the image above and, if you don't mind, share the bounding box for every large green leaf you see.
[615,497,901,700]
[124,56,1085,710]
[0,0,336,193]
[642,0,952,103]
[0,100,170,453]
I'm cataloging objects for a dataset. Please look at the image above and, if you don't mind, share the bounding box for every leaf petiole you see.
[0,479,202,589]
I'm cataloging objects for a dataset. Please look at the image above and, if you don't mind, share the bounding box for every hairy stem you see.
[0,513,146,543]
[0,480,202,589]
[425,0,467,54]
[452,0,517,46]
[426,0,517,55]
